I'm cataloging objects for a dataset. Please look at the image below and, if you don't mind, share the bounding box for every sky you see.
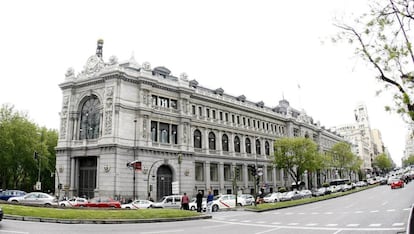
[0,0,408,166]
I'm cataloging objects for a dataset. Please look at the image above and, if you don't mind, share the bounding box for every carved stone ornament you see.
[104,165,111,173]
[84,55,104,75]
[65,67,75,78]
[109,55,118,65]
[142,61,151,71]
[180,72,188,81]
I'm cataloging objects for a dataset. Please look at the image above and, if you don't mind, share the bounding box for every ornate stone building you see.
[56,40,344,200]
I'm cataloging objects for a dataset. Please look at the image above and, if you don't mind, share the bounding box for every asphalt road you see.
[0,183,412,234]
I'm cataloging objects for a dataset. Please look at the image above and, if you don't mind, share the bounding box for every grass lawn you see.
[0,204,200,220]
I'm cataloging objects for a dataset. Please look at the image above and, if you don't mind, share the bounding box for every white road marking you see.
[242,220,251,223]
[285,212,294,215]
[287,223,299,225]
[0,231,29,234]
[392,223,405,226]
[272,212,281,215]
[311,212,319,214]
[298,212,305,215]
[306,223,318,226]
[355,211,363,213]
[271,222,281,225]
[326,224,338,227]
[381,201,388,206]
[324,212,333,215]
[370,210,379,213]
[369,224,381,227]
[229,219,238,221]
[256,221,266,224]
[346,224,359,227]
[386,209,396,212]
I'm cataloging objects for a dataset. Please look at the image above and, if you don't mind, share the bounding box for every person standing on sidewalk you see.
[207,191,214,212]
[181,192,189,210]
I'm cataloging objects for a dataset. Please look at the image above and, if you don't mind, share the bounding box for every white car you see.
[263,192,281,203]
[188,198,206,211]
[121,199,154,209]
[299,190,312,198]
[8,192,58,206]
[59,197,88,207]
[240,194,255,205]
[211,194,245,212]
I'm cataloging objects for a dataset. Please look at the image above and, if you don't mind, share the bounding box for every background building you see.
[56,41,345,201]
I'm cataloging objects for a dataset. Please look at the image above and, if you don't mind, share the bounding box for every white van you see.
[151,195,182,209]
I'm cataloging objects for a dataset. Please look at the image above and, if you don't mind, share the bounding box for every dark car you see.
[74,197,121,208]
[0,190,26,201]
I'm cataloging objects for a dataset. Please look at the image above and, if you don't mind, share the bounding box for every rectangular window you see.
[253,120,256,128]
[159,122,170,143]
[225,113,229,122]
[198,106,202,116]
[219,112,223,121]
[248,118,250,127]
[172,124,178,144]
[236,165,242,181]
[243,117,246,126]
[237,116,240,124]
[267,167,273,181]
[195,162,204,181]
[152,95,158,106]
[170,99,177,109]
[224,164,231,181]
[212,110,216,119]
[192,105,196,115]
[151,121,158,142]
[159,97,169,108]
[206,108,210,118]
[210,163,218,181]
[231,115,235,123]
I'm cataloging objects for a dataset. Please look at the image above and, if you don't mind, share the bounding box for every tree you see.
[334,0,414,122]
[328,142,357,178]
[403,154,414,167]
[0,104,58,192]
[372,153,393,174]
[273,137,321,188]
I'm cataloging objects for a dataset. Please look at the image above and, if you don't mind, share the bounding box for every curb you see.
[4,214,212,224]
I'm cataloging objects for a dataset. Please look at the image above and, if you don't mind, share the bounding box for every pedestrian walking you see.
[181,192,189,210]
[196,190,203,212]
[207,190,214,212]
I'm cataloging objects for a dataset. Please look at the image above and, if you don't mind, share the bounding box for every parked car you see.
[59,197,88,207]
[390,179,404,189]
[7,192,58,206]
[0,206,3,221]
[211,194,245,212]
[239,194,255,205]
[0,190,26,201]
[355,181,367,187]
[152,195,182,209]
[189,198,207,211]
[312,187,330,197]
[74,197,121,208]
[263,192,281,203]
[121,199,154,209]
[299,190,312,198]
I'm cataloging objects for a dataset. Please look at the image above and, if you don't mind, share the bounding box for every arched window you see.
[222,134,229,152]
[234,136,240,153]
[265,141,270,156]
[256,139,261,155]
[245,138,251,154]
[79,95,101,140]
[208,132,216,150]
[194,129,202,149]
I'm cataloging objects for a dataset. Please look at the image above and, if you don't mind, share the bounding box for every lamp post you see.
[178,153,182,194]
[133,119,137,200]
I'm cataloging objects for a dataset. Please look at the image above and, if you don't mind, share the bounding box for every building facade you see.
[56,41,345,201]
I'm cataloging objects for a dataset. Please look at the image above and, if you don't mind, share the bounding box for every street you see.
[0,183,412,234]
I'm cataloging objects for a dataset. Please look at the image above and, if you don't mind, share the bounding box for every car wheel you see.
[190,206,195,211]
[11,200,18,203]
[44,203,52,207]
[60,204,66,207]
[212,205,219,212]
[274,199,278,203]
[125,207,131,209]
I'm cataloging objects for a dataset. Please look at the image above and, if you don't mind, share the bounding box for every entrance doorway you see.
[156,165,172,200]
[78,157,97,199]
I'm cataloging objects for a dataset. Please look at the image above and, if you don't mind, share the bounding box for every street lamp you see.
[133,119,137,200]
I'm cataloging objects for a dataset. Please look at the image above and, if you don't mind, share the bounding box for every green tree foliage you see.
[328,142,357,178]
[372,153,393,174]
[403,154,414,167]
[334,0,414,122]
[273,137,322,187]
[0,104,58,192]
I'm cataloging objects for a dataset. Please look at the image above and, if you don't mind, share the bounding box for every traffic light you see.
[256,176,260,186]
[235,167,240,177]
[249,165,256,176]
